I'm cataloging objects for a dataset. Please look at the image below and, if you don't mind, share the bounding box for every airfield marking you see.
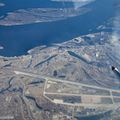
[14,70,120,108]
[14,70,120,93]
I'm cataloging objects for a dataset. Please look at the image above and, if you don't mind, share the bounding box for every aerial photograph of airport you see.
[0,0,120,120]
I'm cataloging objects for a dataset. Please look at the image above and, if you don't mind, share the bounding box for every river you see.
[0,0,116,56]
